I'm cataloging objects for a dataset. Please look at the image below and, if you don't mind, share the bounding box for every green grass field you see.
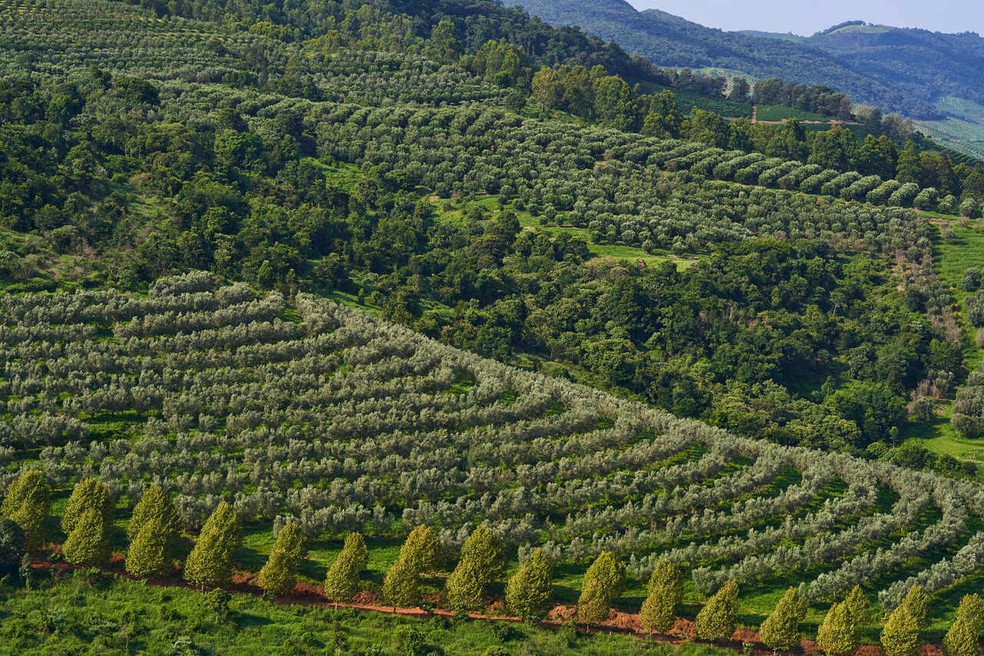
[754,105,830,122]
[3,571,741,655]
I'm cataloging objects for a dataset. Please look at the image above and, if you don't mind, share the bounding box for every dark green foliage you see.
[183,502,241,588]
[505,549,553,623]
[759,588,808,650]
[1,470,50,548]
[0,519,25,575]
[257,521,308,596]
[694,580,738,641]
[323,533,368,601]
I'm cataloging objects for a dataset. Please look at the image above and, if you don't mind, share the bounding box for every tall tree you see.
[257,521,307,596]
[759,587,808,650]
[694,580,739,641]
[458,526,504,587]
[1,469,51,548]
[881,605,922,656]
[640,560,684,634]
[383,554,420,607]
[445,557,486,612]
[818,601,859,656]
[943,594,984,656]
[323,532,367,601]
[505,549,553,623]
[127,486,178,542]
[183,501,241,588]
[62,507,110,566]
[126,515,173,577]
[895,141,923,185]
[62,478,112,535]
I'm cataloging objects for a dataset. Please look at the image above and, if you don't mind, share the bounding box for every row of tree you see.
[3,471,981,654]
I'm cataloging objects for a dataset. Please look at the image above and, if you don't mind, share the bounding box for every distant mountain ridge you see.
[498,0,984,123]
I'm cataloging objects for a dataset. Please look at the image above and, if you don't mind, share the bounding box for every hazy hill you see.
[499,0,984,156]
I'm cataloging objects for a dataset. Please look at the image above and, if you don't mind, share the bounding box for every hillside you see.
[2,276,984,629]
[498,0,984,156]
[2,0,984,650]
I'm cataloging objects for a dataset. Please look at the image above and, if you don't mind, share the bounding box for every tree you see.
[881,605,921,656]
[640,560,684,634]
[184,501,241,588]
[694,579,739,641]
[127,486,178,542]
[445,557,486,612]
[62,478,112,535]
[0,518,25,575]
[399,525,441,576]
[817,602,859,656]
[896,141,923,185]
[323,532,367,601]
[576,575,611,623]
[459,526,504,585]
[899,585,930,628]
[1,469,50,548]
[582,552,626,602]
[257,521,307,596]
[62,507,110,566]
[383,555,420,607]
[126,515,173,577]
[760,587,808,650]
[943,594,984,656]
[844,585,871,627]
[505,549,553,623]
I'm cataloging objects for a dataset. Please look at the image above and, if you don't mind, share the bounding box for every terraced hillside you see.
[3,272,983,620]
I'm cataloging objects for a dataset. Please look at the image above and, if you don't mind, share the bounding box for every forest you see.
[2,0,984,652]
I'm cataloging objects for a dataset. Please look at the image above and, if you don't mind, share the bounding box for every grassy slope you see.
[915,220,984,461]
[914,97,984,162]
[3,573,726,655]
